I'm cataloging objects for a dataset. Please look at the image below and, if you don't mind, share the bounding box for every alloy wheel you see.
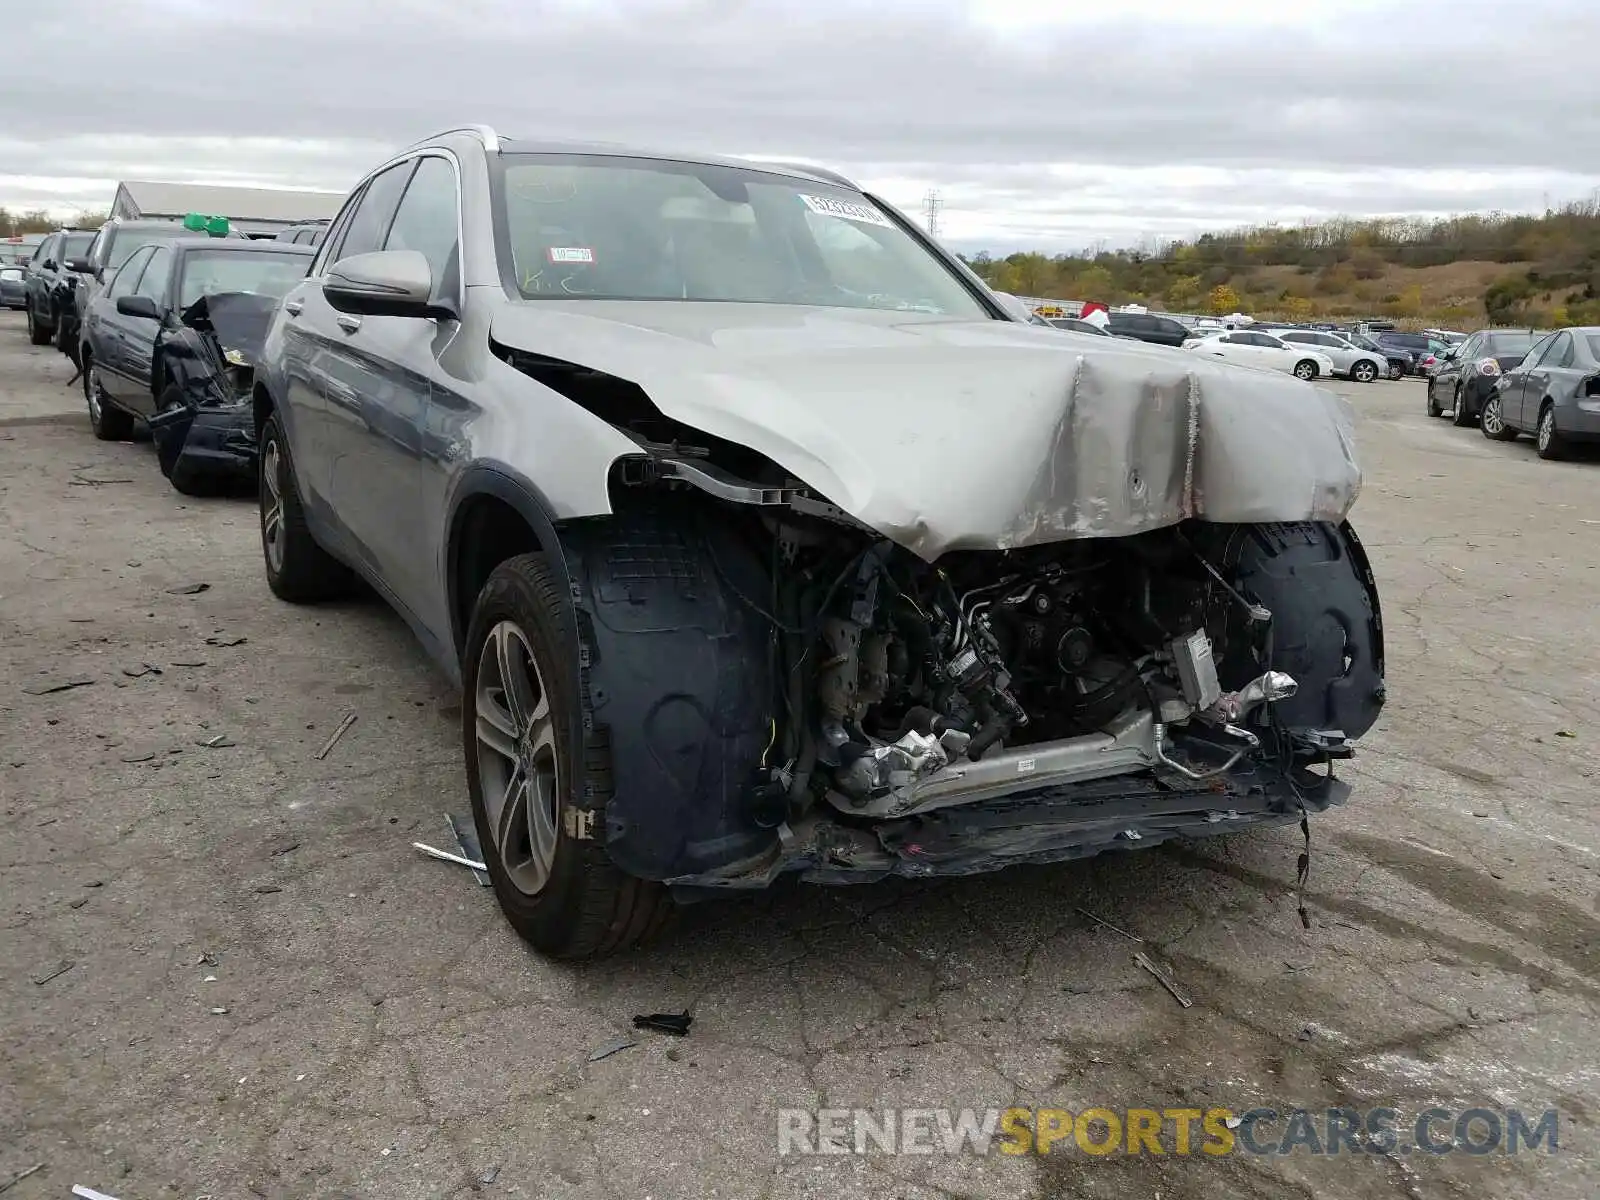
[1481,396,1503,437]
[474,620,561,896]
[1353,361,1376,383]
[1538,410,1554,454]
[86,367,103,422]
[1293,361,1316,380]
[260,438,286,575]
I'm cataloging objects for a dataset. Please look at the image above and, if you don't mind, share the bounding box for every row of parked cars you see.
[7,126,1389,960]
[9,215,328,492]
[1422,325,1600,460]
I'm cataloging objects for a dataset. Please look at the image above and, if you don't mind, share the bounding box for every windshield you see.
[1482,331,1539,357]
[111,226,208,269]
[493,154,989,316]
[178,250,308,308]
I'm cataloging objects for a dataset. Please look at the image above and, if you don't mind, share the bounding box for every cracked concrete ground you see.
[2,308,1597,1199]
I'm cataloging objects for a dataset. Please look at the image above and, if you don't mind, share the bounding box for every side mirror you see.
[43,260,57,271]
[323,250,451,319]
[116,295,162,320]
[68,258,94,274]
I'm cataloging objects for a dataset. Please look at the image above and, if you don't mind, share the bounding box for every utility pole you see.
[922,189,942,238]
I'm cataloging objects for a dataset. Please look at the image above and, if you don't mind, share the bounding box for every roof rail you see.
[749,157,858,189]
[411,125,501,152]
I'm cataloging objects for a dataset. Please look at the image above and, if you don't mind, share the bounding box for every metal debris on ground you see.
[68,474,134,486]
[31,961,74,986]
[1555,730,1576,738]
[120,663,162,678]
[479,1164,503,1185]
[166,582,211,595]
[0,1162,43,1193]
[119,752,156,763]
[254,885,283,894]
[587,1038,637,1062]
[1133,952,1192,1009]
[632,1011,693,1037]
[1074,906,1144,943]
[71,1186,124,1200]
[412,842,487,873]
[205,633,247,647]
[313,711,358,760]
[21,676,94,696]
[447,813,491,886]
[197,733,236,748]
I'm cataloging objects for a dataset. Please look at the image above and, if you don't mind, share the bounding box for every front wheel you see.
[1479,393,1518,441]
[463,553,669,959]
[1536,403,1571,461]
[258,412,356,601]
[1352,359,1378,384]
[1450,385,1476,427]
[85,363,134,440]
[1292,359,1318,380]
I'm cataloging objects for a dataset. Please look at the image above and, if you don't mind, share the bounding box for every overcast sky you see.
[3,0,1597,252]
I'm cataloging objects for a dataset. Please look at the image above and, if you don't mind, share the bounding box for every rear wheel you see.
[1450,384,1476,427]
[1292,359,1318,380]
[85,362,134,440]
[1425,381,1442,417]
[1479,393,1518,442]
[26,305,50,345]
[463,553,670,959]
[258,412,355,600]
[1536,402,1571,461]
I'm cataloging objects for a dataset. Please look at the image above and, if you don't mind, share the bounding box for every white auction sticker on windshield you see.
[547,246,594,264]
[799,194,893,228]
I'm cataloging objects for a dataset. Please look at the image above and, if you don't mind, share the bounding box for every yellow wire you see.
[760,718,777,767]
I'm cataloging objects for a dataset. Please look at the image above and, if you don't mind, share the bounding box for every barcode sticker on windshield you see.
[799,194,893,228]
[547,246,594,264]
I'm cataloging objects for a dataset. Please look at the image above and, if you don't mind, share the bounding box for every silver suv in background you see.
[251,126,1383,960]
[1268,327,1390,383]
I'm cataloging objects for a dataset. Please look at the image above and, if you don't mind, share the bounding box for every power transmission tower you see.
[922,189,943,238]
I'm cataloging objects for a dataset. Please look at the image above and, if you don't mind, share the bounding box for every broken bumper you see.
[665,757,1345,897]
[149,401,256,482]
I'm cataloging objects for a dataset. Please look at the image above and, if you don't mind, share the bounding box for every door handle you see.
[284,299,303,316]
[336,315,362,334]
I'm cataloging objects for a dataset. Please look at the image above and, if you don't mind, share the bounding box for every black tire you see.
[1535,402,1571,461]
[1479,392,1518,442]
[1352,359,1378,384]
[462,553,670,960]
[1292,359,1318,380]
[26,305,50,345]
[1450,384,1475,427]
[258,411,355,601]
[85,360,135,441]
[1425,381,1442,418]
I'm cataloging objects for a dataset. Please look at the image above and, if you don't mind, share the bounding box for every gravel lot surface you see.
[2,310,1596,1199]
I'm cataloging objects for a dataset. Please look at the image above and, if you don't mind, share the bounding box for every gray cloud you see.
[2,0,1597,247]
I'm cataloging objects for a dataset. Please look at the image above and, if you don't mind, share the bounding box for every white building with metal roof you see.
[109,181,345,238]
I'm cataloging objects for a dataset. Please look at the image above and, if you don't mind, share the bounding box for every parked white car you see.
[1181,331,1337,380]
[1266,328,1390,383]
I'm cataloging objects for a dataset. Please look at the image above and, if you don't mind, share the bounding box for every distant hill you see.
[961,200,1600,329]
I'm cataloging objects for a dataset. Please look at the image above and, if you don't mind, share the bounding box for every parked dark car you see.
[23,229,94,345]
[1425,328,1546,425]
[64,217,238,367]
[1370,331,1448,376]
[1343,333,1407,379]
[249,127,1384,960]
[1104,311,1192,347]
[274,220,330,246]
[80,238,313,492]
[1478,328,1600,459]
[0,264,25,310]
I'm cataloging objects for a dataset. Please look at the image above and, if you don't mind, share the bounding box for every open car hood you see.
[179,291,280,362]
[490,301,1363,560]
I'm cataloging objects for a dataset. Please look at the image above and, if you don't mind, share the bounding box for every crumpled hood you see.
[490,300,1362,559]
[180,291,280,362]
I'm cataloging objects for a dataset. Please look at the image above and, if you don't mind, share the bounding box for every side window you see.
[133,245,173,305]
[330,162,415,264]
[1219,333,1244,344]
[383,155,461,292]
[85,229,107,267]
[31,235,56,268]
[312,186,368,274]
[106,246,154,300]
[1544,333,1575,369]
[1281,332,1309,343]
[1520,334,1556,369]
[1457,336,1478,359]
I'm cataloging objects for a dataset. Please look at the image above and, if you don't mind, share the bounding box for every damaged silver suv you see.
[254,126,1385,959]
